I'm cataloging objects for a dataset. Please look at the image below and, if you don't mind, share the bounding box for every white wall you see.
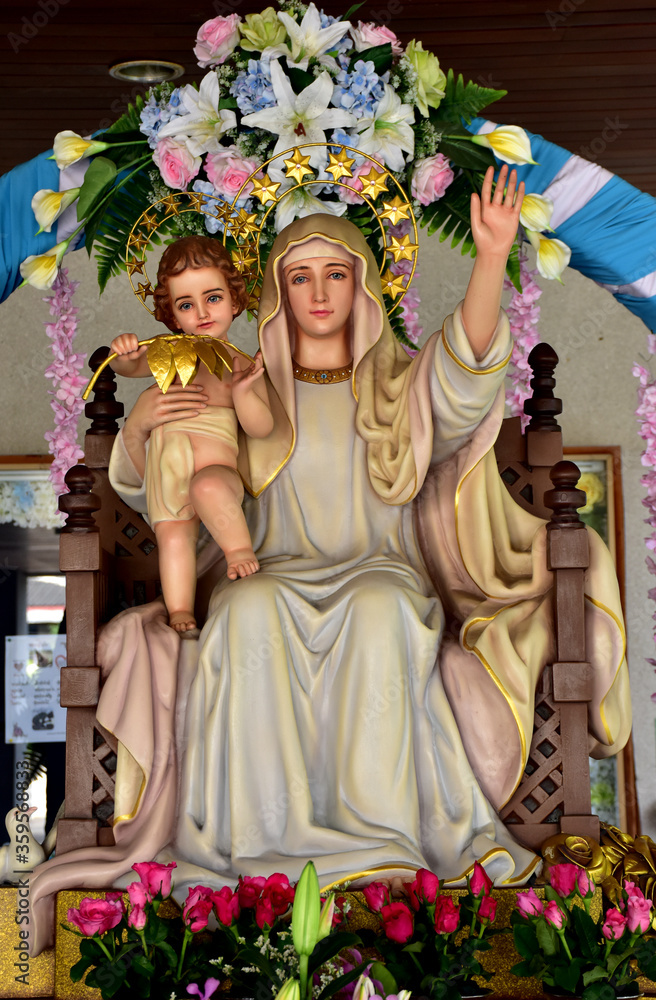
[1,231,654,835]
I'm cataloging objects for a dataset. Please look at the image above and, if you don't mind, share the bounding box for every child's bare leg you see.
[190,465,259,580]
[154,517,200,632]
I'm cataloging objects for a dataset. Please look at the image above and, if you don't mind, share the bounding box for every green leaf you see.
[535,919,559,957]
[437,126,496,172]
[77,156,117,221]
[437,68,507,124]
[512,921,538,960]
[505,242,522,292]
[317,960,369,1000]
[286,64,316,93]
[102,94,146,135]
[369,961,398,995]
[420,172,476,256]
[341,1,365,19]
[308,931,362,972]
[69,956,93,983]
[510,960,536,978]
[553,958,582,994]
[219,96,238,110]
[157,940,178,969]
[582,965,611,986]
[132,954,155,977]
[570,907,601,963]
[348,42,393,75]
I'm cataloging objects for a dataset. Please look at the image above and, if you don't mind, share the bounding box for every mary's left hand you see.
[470,164,524,260]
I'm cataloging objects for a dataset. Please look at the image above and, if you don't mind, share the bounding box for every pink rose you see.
[626,895,653,934]
[105,891,126,913]
[624,880,647,901]
[544,900,565,930]
[337,162,373,206]
[237,875,266,909]
[362,881,390,913]
[549,863,579,898]
[434,896,460,935]
[183,886,215,933]
[194,15,241,68]
[576,870,594,898]
[213,886,241,926]
[406,869,440,910]
[132,861,177,900]
[205,147,260,202]
[602,908,628,941]
[410,154,454,207]
[127,881,149,910]
[350,21,403,56]
[381,901,414,943]
[255,873,295,929]
[153,138,201,191]
[67,896,124,937]
[478,895,497,925]
[470,861,493,898]
[516,888,544,918]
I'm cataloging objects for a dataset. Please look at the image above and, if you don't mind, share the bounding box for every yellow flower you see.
[471,125,537,165]
[32,187,81,234]
[239,7,287,52]
[577,472,605,515]
[50,131,110,169]
[526,230,571,283]
[405,40,446,117]
[519,193,554,233]
[19,239,70,290]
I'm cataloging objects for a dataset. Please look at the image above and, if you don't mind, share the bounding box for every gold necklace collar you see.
[292,359,353,384]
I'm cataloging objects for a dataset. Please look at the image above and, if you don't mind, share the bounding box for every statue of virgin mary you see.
[28,213,630,951]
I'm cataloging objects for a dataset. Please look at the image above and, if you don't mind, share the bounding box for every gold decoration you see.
[231,246,258,274]
[283,148,314,184]
[126,258,146,276]
[325,147,355,182]
[379,195,411,225]
[541,833,613,885]
[232,207,259,237]
[381,269,406,300]
[250,172,281,206]
[127,233,149,254]
[160,194,182,216]
[187,192,207,212]
[387,233,419,263]
[147,339,177,392]
[172,338,200,386]
[292,359,353,384]
[358,166,388,199]
[135,280,154,302]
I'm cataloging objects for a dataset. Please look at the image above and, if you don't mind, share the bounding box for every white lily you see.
[263,3,350,71]
[274,180,347,232]
[241,61,356,169]
[519,193,554,233]
[51,131,110,170]
[471,125,537,166]
[526,230,571,282]
[32,187,80,234]
[157,72,237,157]
[354,84,415,172]
[20,238,71,290]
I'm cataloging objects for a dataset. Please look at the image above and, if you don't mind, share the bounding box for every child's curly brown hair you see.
[153,236,249,331]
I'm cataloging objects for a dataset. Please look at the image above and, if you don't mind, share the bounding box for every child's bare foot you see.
[169,610,200,638]
[226,550,260,580]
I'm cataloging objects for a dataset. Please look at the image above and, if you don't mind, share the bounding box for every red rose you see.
[406,869,440,910]
[255,874,294,929]
[213,886,240,927]
[67,896,124,937]
[470,862,493,898]
[478,895,497,925]
[380,901,414,943]
[434,896,460,935]
[549,863,579,898]
[132,861,177,900]
[183,886,214,932]
[237,875,267,909]
[362,882,391,913]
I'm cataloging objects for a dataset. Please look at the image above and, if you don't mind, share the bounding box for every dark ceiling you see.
[1,0,655,193]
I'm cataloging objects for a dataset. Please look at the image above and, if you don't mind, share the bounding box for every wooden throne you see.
[55,343,616,856]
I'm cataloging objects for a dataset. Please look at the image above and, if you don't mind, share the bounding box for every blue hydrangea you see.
[231,60,275,116]
[331,60,388,118]
[320,11,353,56]
[192,180,226,235]
[139,89,186,149]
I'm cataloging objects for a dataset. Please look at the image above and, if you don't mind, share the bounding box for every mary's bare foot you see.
[226,549,260,580]
[169,610,198,634]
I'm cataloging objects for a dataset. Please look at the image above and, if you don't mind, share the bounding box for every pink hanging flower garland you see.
[43,268,86,502]
[503,254,542,428]
[632,349,656,703]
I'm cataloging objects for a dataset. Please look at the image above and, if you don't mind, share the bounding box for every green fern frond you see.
[88,169,161,292]
[419,174,477,257]
[437,68,507,124]
[389,306,417,350]
[102,94,146,136]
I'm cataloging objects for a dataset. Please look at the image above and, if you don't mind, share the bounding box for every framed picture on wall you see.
[0,455,58,531]
[564,446,638,835]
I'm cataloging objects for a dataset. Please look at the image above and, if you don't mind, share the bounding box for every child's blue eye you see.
[179,302,192,311]
[208,294,222,303]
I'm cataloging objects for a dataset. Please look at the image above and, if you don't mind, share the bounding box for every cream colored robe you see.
[28,217,631,952]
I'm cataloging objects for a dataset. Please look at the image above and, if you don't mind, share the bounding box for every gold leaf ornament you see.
[193,339,217,375]
[172,338,200,387]
[147,339,176,393]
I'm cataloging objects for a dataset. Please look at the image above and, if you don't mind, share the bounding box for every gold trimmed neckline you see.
[292,358,353,384]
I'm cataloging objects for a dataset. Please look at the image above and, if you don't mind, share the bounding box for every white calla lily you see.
[264,3,350,71]
[157,73,237,157]
[526,230,571,282]
[471,125,537,165]
[241,61,356,169]
[20,238,71,290]
[51,131,110,170]
[32,187,81,234]
[354,84,415,172]
[519,193,554,233]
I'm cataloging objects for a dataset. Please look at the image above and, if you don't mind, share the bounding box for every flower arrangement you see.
[21,2,571,352]
[511,862,656,999]
[359,863,497,999]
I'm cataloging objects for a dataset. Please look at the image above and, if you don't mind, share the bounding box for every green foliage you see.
[505,242,522,293]
[348,42,393,75]
[437,68,507,124]
[436,124,496,172]
[77,157,117,222]
[102,95,146,136]
[569,907,600,964]
[341,1,365,20]
[419,173,477,256]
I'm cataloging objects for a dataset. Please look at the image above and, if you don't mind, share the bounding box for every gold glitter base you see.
[0,886,54,997]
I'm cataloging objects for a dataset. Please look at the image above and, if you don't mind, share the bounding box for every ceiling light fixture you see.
[109,60,185,84]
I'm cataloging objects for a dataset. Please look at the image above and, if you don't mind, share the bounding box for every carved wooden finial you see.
[544,460,586,527]
[85,347,124,435]
[524,343,563,433]
[59,465,101,533]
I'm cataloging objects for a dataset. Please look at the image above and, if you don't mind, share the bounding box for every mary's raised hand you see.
[470,164,524,260]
